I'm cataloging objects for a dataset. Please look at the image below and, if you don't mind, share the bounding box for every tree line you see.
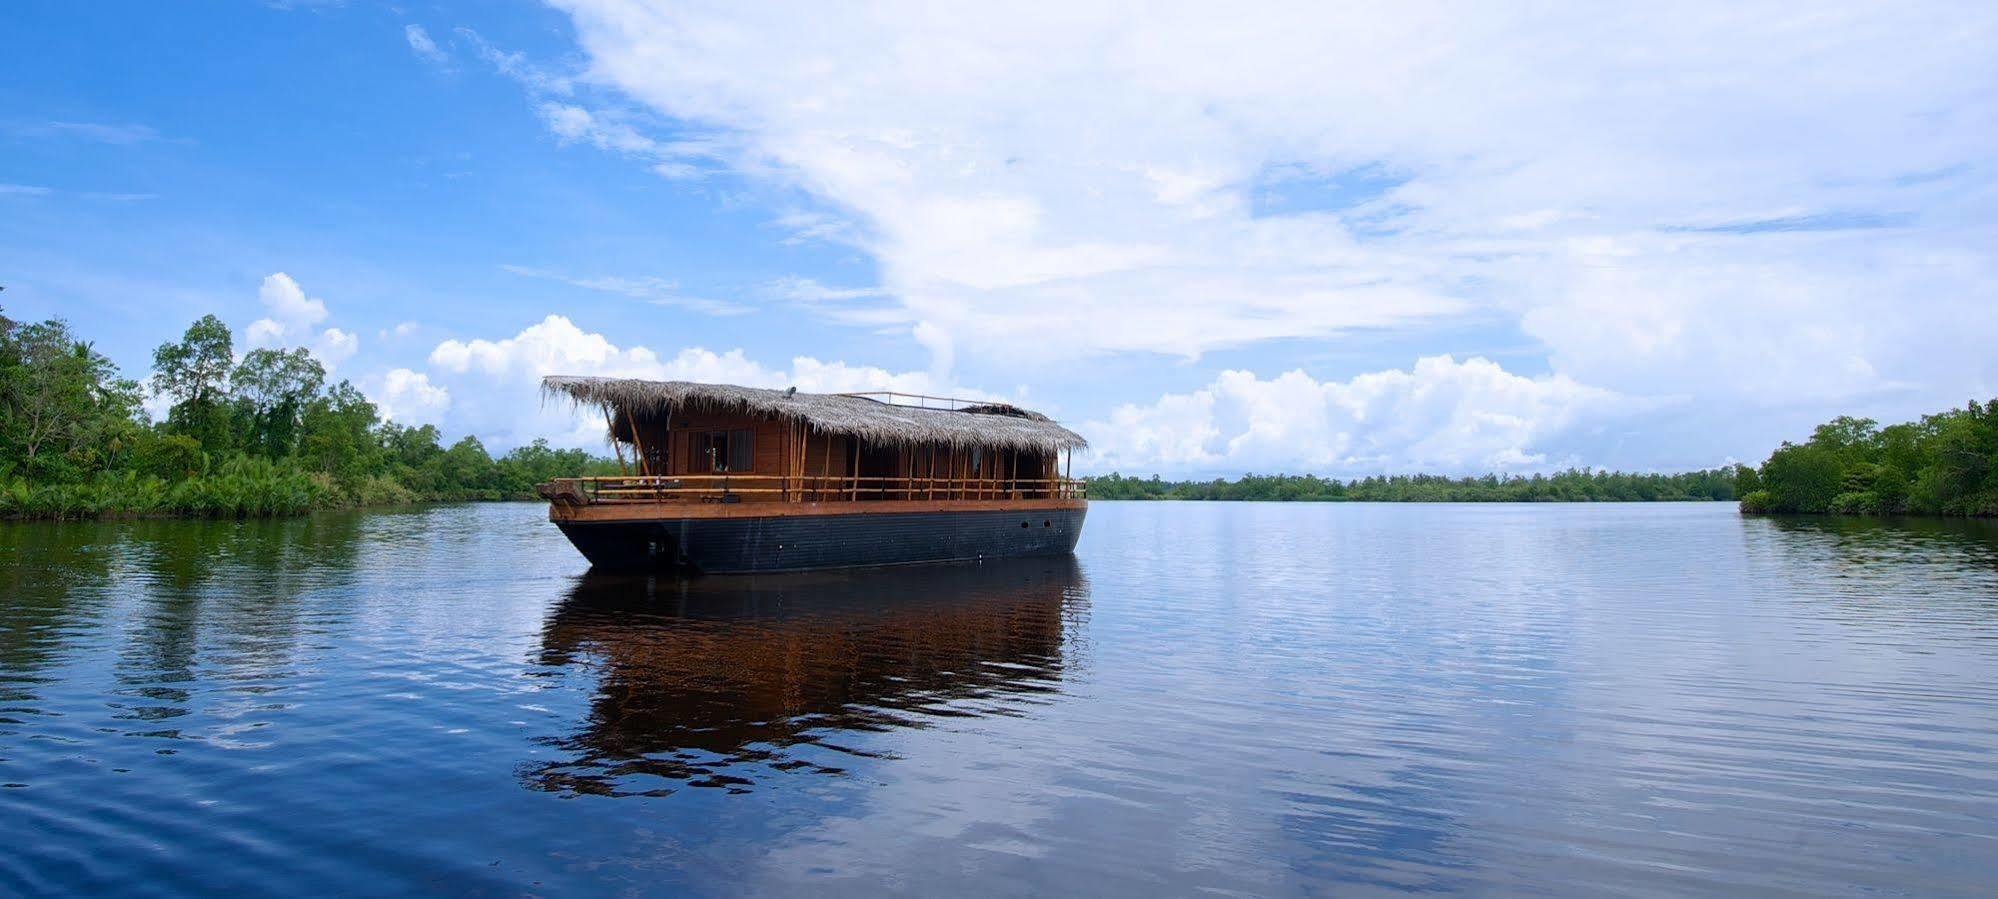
[1084,469,1738,502]
[1735,403,1998,516]
[13,305,1990,519]
[0,308,617,519]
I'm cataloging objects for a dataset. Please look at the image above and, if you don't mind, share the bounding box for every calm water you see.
[3,503,1997,897]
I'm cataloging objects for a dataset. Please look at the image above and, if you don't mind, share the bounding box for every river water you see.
[2,502,1996,896]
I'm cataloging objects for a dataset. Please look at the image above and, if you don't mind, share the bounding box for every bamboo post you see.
[605,409,628,476]
[660,410,673,494]
[631,417,650,478]
[850,437,859,501]
[1010,450,1018,499]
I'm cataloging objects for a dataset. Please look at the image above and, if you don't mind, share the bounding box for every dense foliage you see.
[1737,404,1998,517]
[1085,469,1737,502]
[0,309,617,519]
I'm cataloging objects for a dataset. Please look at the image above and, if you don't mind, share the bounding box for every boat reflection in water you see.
[527,556,1089,797]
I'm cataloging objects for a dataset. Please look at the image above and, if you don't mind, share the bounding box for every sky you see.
[3,1,1994,477]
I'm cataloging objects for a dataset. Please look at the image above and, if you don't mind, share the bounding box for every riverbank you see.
[1,311,621,522]
[1085,469,1737,502]
[0,457,556,521]
[1734,401,1998,517]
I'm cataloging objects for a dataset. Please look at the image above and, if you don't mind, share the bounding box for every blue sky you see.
[4,2,1994,476]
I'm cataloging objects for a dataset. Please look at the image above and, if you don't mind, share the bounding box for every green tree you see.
[297,380,382,482]
[1756,442,1844,512]
[152,315,237,452]
[232,348,326,460]
[0,317,140,482]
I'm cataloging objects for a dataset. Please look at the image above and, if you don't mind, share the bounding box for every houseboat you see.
[535,377,1089,573]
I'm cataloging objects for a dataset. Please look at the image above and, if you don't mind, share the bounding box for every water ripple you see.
[1,504,1996,895]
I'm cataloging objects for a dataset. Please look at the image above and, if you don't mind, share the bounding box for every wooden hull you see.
[550,499,1086,573]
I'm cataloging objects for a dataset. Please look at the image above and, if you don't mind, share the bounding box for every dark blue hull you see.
[556,506,1086,573]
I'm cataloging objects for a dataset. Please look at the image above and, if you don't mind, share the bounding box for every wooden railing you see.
[544,473,1087,504]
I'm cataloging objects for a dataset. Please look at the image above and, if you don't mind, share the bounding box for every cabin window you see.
[696,429,754,472]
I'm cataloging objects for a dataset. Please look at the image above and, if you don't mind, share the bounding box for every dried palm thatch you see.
[542,377,1088,453]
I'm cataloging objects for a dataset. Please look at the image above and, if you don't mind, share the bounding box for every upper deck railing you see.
[833,391,998,412]
[541,473,1087,506]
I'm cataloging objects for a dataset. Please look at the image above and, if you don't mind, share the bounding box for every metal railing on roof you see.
[833,391,999,412]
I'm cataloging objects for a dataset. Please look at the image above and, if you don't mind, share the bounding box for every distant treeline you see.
[1085,469,1738,502]
[0,308,619,519]
[1736,403,1998,517]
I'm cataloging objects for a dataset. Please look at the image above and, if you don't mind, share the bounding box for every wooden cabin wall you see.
[624,411,796,501]
[618,409,1065,502]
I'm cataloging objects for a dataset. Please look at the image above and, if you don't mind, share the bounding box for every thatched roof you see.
[542,377,1088,453]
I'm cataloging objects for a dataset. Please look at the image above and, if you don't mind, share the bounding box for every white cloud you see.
[372,368,451,424]
[256,272,328,331]
[241,272,360,370]
[313,327,359,367]
[0,184,53,197]
[538,0,1997,420]
[1083,356,1636,476]
[422,314,966,448]
[499,264,753,316]
[765,276,887,303]
[405,24,448,66]
[246,318,287,345]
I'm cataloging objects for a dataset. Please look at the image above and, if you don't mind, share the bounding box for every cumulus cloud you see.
[539,0,1997,418]
[243,272,360,369]
[1083,356,1635,476]
[250,272,328,333]
[408,314,1628,473]
[313,327,359,367]
[424,314,964,448]
[373,368,451,424]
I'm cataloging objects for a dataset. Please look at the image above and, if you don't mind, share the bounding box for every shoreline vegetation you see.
[1734,404,1998,517]
[5,307,1993,520]
[2,310,619,520]
[1084,470,1736,502]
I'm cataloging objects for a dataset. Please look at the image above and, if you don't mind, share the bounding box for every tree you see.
[152,315,236,452]
[1757,442,1846,513]
[232,348,325,460]
[0,317,140,481]
[1809,416,1880,460]
[437,435,497,495]
[297,380,382,481]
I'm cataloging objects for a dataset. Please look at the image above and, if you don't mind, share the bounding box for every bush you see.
[130,432,205,481]
[1760,443,1843,513]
